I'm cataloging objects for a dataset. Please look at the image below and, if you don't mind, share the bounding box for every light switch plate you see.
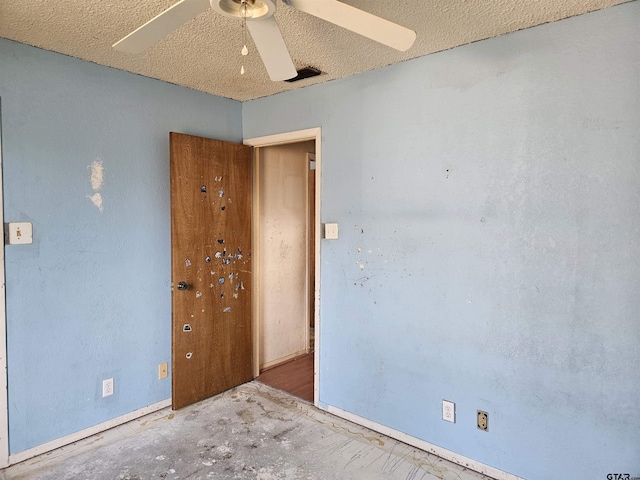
[324,223,339,240]
[7,222,33,245]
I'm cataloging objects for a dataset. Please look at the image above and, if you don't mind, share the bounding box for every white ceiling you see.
[0,0,629,101]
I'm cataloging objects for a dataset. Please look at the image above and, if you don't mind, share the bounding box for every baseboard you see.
[326,405,524,480]
[8,398,171,466]
[260,349,308,371]
[7,397,523,479]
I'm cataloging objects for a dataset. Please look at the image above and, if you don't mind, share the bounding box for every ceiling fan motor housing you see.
[210,0,276,19]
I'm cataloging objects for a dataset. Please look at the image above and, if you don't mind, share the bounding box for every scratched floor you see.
[1,382,495,480]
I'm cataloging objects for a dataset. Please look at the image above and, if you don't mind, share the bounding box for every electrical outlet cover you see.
[442,400,455,423]
[102,378,114,397]
[477,410,489,431]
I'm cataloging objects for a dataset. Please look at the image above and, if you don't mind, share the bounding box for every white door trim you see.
[245,127,322,407]
[0,98,10,467]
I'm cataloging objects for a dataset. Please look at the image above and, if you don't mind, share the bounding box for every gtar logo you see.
[607,475,631,480]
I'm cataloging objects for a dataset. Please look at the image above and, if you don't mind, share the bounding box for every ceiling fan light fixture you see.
[240,1,253,19]
[210,0,275,20]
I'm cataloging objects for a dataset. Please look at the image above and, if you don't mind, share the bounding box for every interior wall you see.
[257,141,315,369]
[242,3,640,479]
[0,38,242,454]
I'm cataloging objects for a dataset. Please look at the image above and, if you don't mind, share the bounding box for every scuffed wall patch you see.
[87,158,105,212]
[89,159,104,190]
[88,193,103,212]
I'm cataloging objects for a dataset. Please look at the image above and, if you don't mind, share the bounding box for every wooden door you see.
[170,132,252,410]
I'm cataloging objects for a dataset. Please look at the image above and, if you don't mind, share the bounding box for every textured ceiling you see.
[0,0,629,101]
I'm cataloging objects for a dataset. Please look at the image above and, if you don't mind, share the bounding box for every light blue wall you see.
[244,3,640,479]
[0,39,242,454]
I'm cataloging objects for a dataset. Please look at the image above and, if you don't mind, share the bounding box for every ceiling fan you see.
[113,0,416,81]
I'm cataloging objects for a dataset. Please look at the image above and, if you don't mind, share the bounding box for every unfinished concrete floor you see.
[1,382,495,480]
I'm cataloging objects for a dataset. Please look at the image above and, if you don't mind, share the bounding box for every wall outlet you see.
[477,410,489,431]
[442,400,455,423]
[158,362,168,379]
[102,378,114,397]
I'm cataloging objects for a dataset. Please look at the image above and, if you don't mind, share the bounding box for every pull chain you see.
[240,0,249,75]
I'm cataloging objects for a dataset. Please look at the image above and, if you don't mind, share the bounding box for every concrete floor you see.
[1,382,495,480]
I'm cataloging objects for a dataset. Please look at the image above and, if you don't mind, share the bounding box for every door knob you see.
[177,281,189,291]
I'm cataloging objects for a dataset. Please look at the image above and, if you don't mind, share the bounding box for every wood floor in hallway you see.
[255,352,314,402]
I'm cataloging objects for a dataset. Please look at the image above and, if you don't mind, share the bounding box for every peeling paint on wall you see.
[89,159,104,190]
[88,192,103,212]
[87,158,105,212]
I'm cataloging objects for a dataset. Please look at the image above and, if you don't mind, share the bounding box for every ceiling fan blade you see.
[285,0,416,51]
[113,0,211,53]
[247,17,297,81]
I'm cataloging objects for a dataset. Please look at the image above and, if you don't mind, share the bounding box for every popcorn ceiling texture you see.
[0,0,629,101]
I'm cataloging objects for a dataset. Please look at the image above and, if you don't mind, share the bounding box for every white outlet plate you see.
[442,400,455,423]
[102,378,114,397]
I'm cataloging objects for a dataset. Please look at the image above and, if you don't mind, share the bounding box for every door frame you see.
[0,99,9,467]
[245,127,321,406]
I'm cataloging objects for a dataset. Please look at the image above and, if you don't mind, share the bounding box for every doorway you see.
[168,128,321,409]
[245,128,321,405]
